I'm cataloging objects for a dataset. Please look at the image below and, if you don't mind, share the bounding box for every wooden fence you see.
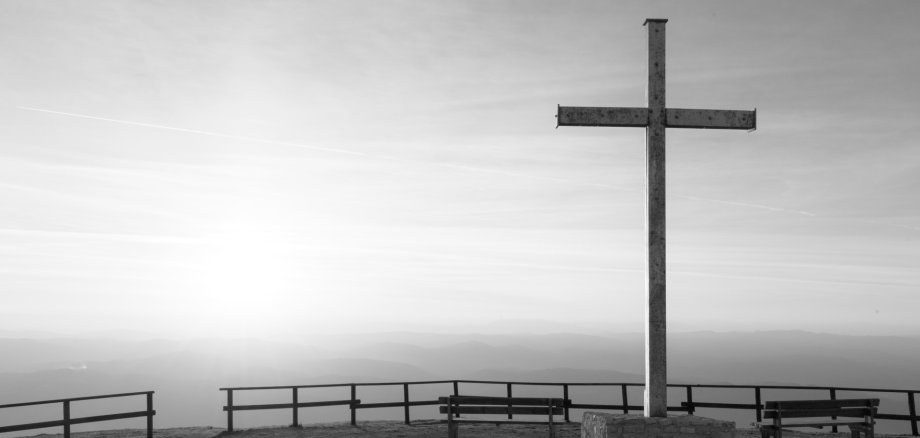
[220,380,919,435]
[0,391,155,437]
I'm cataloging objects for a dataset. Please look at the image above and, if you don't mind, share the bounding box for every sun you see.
[184,221,301,337]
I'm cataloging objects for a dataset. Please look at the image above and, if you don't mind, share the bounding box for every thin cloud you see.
[20,106,836,220]
[671,269,916,289]
[0,226,199,244]
[677,194,816,217]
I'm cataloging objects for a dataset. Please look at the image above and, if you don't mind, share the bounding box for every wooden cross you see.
[556,18,756,417]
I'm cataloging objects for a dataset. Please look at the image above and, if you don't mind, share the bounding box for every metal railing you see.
[0,391,155,437]
[219,380,918,435]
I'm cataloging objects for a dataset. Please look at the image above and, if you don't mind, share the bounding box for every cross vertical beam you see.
[645,18,668,418]
[555,18,755,419]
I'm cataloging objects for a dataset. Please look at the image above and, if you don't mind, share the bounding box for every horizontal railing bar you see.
[219,381,920,393]
[224,399,357,411]
[458,380,635,387]
[681,384,914,393]
[0,419,67,433]
[351,380,454,387]
[220,384,351,391]
[220,380,456,391]
[789,386,916,394]
[569,403,640,410]
[683,402,762,410]
[0,410,154,433]
[876,413,918,421]
[68,410,156,425]
[218,380,919,394]
[0,391,154,409]
[225,403,290,412]
[221,380,651,391]
[356,400,440,409]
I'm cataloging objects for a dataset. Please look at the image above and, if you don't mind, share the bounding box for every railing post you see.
[147,392,154,438]
[292,387,299,428]
[622,385,629,414]
[226,389,234,433]
[63,400,71,438]
[447,396,456,438]
[403,383,411,425]
[686,386,694,415]
[829,388,838,433]
[908,391,918,436]
[453,381,460,418]
[507,383,513,420]
[755,387,762,423]
[350,384,357,426]
[563,384,570,422]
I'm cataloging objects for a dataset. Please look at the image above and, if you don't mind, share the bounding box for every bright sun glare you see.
[186,220,304,336]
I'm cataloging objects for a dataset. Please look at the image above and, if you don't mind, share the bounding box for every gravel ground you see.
[17,421,917,438]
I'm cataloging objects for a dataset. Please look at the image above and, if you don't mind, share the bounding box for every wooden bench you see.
[438,395,569,438]
[760,398,879,438]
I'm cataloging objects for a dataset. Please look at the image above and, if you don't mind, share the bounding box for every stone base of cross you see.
[556,19,755,417]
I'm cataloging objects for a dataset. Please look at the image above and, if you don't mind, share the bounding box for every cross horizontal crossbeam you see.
[557,106,756,130]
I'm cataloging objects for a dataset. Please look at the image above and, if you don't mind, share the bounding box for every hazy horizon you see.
[2,0,919,341]
[1,330,918,432]
[3,325,920,345]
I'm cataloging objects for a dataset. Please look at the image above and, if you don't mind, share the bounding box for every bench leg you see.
[446,405,456,438]
[849,424,874,438]
[850,425,875,438]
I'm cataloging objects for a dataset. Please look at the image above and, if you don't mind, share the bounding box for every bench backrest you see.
[439,396,568,406]
[763,398,879,420]
[438,396,569,416]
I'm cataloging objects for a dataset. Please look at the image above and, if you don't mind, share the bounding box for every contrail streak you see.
[18,106,623,190]
[18,106,383,158]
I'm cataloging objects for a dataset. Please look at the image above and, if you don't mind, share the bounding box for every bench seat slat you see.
[440,406,564,416]
[762,421,871,429]
[441,419,567,425]
[764,399,879,410]
[764,408,876,419]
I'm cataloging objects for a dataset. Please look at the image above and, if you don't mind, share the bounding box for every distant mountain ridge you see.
[0,330,917,429]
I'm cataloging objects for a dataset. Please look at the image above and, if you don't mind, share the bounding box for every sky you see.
[0,0,918,340]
